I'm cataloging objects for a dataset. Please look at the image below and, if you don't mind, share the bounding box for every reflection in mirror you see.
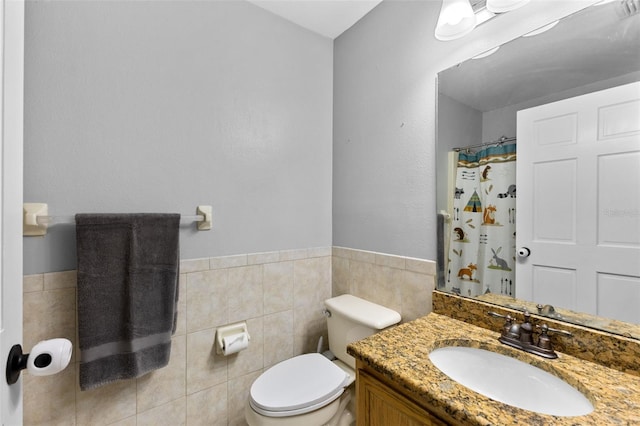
[436,1,640,339]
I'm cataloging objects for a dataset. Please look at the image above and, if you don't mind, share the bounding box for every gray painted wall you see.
[24,0,593,274]
[24,0,333,274]
[436,94,481,213]
[481,71,640,142]
[332,0,594,260]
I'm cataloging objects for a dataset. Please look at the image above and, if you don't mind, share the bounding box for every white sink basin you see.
[429,346,594,417]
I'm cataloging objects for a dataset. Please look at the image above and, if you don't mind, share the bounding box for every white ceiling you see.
[246,0,384,39]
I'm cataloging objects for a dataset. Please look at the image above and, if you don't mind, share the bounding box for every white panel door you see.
[516,81,640,323]
[1,1,24,423]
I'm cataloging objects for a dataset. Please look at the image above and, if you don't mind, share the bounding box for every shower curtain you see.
[445,143,517,297]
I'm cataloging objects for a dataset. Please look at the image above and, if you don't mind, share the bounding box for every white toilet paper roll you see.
[221,332,249,356]
[27,338,73,376]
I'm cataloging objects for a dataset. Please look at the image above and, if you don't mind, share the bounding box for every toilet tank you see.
[324,294,401,370]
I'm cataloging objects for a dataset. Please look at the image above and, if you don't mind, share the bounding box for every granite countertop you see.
[347,313,640,425]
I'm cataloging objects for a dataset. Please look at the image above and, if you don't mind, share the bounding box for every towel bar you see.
[23,203,213,236]
[34,214,205,226]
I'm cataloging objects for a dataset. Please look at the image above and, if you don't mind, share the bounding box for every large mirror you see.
[436,1,640,340]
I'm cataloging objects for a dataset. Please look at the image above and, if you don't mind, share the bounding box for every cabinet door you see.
[357,370,447,426]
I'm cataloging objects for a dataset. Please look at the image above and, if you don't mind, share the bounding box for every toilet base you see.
[333,402,355,426]
[246,388,354,426]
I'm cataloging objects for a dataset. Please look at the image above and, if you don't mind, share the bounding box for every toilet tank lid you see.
[324,295,401,329]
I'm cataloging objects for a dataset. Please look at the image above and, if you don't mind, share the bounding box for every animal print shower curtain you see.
[445,144,516,297]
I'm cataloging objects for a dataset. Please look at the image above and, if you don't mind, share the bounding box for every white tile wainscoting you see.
[22,247,435,425]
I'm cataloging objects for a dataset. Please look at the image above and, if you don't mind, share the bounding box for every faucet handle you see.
[535,323,573,347]
[533,324,572,359]
[536,323,572,337]
[536,324,554,351]
[533,324,558,359]
[543,324,573,338]
[488,311,514,336]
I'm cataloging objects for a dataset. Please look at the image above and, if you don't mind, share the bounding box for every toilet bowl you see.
[245,295,401,426]
[246,354,355,426]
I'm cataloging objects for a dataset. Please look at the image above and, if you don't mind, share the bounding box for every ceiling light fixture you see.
[486,0,530,13]
[434,0,477,41]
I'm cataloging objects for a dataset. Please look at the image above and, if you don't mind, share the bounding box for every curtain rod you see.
[453,136,516,153]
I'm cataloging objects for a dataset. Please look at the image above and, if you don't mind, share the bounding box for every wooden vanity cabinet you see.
[356,360,453,426]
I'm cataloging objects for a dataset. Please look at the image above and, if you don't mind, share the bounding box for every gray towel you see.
[76,213,180,390]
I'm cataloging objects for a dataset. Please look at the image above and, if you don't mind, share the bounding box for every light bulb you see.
[435,0,477,41]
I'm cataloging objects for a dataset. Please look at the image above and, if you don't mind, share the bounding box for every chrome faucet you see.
[488,311,572,359]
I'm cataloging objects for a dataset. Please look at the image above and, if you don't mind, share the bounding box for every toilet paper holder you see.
[6,338,73,385]
[215,322,250,355]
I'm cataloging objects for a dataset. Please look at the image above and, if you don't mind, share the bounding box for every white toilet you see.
[245,294,401,426]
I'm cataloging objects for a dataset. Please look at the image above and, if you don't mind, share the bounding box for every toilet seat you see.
[249,353,351,418]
